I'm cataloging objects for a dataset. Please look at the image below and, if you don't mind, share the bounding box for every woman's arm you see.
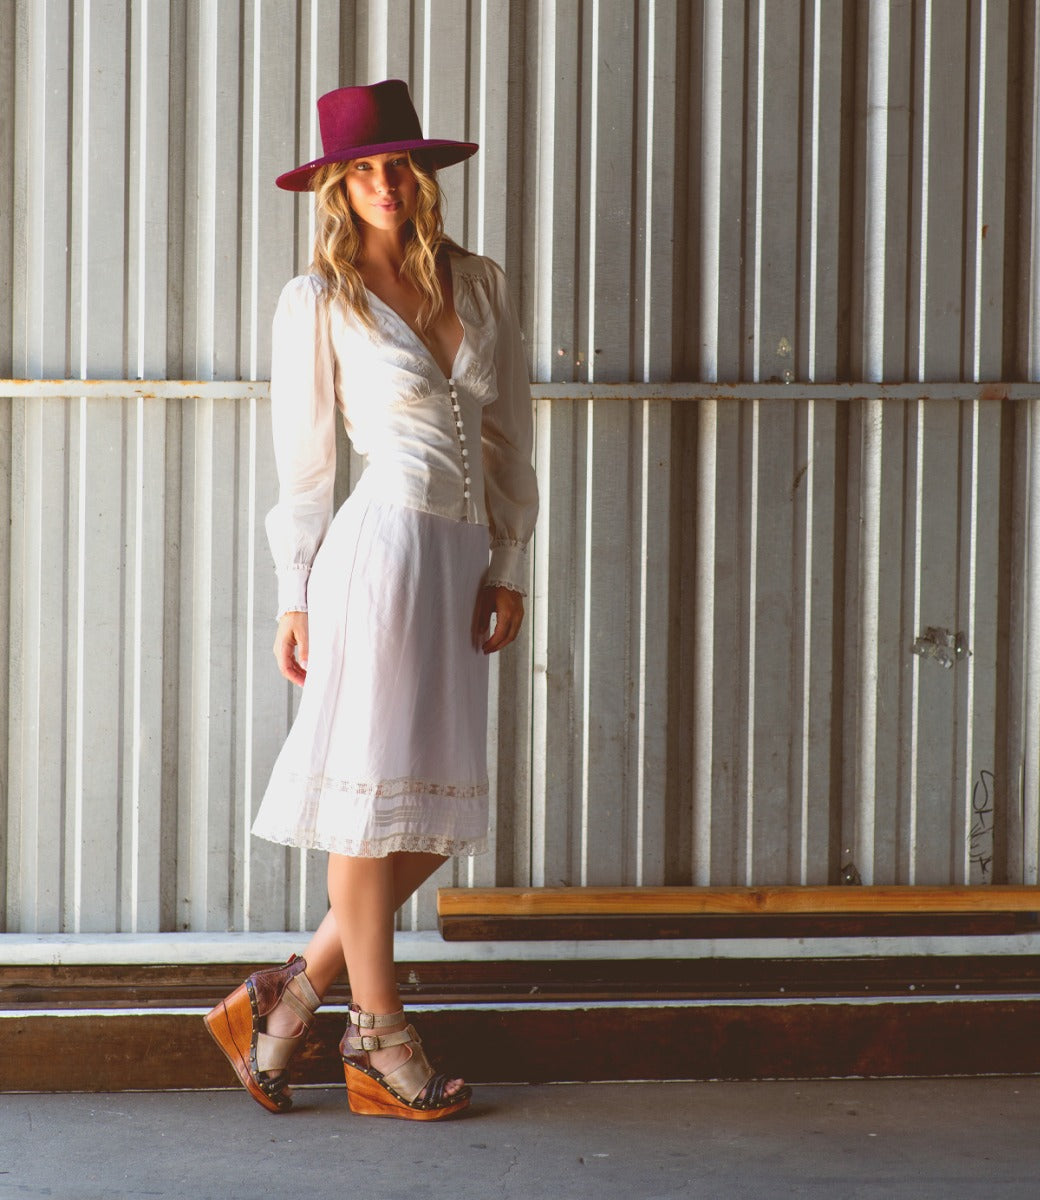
[265,276,337,652]
[477,260,539,652]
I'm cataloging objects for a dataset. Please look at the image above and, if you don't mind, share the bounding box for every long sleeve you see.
[481,261,539,594]
[265,275,338,617]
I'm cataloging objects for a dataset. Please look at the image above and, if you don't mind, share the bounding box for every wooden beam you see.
[437,885,1040,918]
[7,998,1040,1091]
[7,957,1040,1090]
[438,912,1040,941]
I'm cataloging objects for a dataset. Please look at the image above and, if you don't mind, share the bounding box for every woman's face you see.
[343,152,418,232]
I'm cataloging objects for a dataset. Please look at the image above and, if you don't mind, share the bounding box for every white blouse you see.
[265,251,539,617]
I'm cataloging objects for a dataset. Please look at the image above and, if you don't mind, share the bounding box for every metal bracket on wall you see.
[911,627,970,670]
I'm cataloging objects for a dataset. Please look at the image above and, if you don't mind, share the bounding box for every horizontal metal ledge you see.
[2,379,1039,402]
[5,929,1040,965]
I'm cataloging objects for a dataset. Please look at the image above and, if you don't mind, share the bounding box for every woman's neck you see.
[358,227,412,281]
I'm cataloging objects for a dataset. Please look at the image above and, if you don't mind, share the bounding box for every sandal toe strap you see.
[255,1029,305,1074]
[379,1027,435,1104]
[420,1072,458,1109]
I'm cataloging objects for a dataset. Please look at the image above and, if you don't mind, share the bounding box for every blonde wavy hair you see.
[310,153,455,334]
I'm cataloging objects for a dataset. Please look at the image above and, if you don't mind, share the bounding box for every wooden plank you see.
[439,912,1040,942]
[7,953,1040,1009]
[437,885,1040,917]
[6,997,1040,1091]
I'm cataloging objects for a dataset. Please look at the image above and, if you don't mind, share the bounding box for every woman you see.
[205,80,537,1121]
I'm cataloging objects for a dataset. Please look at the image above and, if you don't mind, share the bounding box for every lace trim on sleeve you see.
[484,578,527,596]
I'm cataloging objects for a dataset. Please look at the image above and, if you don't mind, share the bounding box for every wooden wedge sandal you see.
[204,954,320,1113]
[340,1004,471,1121]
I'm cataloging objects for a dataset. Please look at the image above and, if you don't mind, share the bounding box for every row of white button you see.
[449,379,471,504]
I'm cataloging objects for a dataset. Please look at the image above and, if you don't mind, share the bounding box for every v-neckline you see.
[365,253,466,382]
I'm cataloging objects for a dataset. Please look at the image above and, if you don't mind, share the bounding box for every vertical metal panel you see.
[636,3,678,383]
[1019,2,1040,885]
[800,0,849,383]
[691,396,844,886]
[529,0,581,382]
[530,396,580,887]
[0,0,13,925]
[10,397,70,930]
[965,0,1011,382]
[698,0,746,381]
[0,0,16,378]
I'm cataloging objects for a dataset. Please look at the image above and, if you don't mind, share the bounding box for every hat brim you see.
[276,138,478,191]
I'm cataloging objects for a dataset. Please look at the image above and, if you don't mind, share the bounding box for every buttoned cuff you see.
[276,564,310,620]
[486,541,529,596]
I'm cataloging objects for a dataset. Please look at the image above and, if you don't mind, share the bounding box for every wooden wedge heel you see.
[204,954,320,1113]
[340,1004,471,1121]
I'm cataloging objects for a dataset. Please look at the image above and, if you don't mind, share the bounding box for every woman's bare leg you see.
[328,851,464,1096]
[265,852,449,1041]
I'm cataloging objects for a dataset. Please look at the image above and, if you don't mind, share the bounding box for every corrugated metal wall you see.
[4,1,1040,934]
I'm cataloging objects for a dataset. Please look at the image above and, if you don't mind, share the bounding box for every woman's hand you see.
[472,585,524,654]
[274,611,309,686]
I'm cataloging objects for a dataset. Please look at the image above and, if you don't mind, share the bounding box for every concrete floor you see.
[1,1078,1038,1200]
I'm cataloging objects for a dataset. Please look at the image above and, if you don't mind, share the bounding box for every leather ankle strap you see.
[281,972,320,1026]
[351,1006,405,1030]
[345,1026,414,1053]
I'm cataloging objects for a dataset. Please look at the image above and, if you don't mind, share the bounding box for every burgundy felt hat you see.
[276,79,478,191]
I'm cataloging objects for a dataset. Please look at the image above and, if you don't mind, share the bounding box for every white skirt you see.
[252,494,491,858]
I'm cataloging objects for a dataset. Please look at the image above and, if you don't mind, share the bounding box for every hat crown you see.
[318,80,423,157]
[276,78,476,189]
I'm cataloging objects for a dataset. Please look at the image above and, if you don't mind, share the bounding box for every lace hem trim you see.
[284,773,488,801]
[252,828,488,859]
